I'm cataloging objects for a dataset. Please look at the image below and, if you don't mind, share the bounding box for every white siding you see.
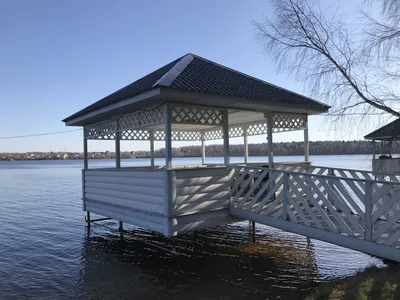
[83,169,165,234]
[171,168,232,234]
[374,158,400,175]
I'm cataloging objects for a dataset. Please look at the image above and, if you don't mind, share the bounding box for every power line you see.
[0,129,82,140]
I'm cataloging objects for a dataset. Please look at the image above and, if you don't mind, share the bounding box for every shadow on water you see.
[77,222,320,300]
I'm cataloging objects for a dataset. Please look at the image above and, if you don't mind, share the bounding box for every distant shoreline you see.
[0,153,374,162]
[0,140,380,161]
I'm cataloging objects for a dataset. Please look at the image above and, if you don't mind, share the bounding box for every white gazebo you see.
[365,118,400,176]
[63,53,329,236]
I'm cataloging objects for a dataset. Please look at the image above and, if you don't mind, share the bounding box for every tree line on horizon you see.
[133,140,390,158]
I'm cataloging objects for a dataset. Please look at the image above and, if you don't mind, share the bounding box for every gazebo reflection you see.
[76,222,318,300]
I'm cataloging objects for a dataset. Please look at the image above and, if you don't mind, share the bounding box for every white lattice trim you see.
[204,128,223,141]
[272,113,306,130]
[84,121,116,140]
[171,105,223,125]
[229,126,244,138]
[121,130,150,140]
[119,106,164,131]
[172,131,201,141]
[247,123,268,136]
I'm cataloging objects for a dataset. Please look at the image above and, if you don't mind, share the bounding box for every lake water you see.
[0,155,385,299]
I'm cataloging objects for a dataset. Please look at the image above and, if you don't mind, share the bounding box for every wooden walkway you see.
[228,165,400,262]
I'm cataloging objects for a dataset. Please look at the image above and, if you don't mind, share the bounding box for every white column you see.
[115,120,121,169]
[243,125,249,164]
[83,128,88,170]
[304,115,310,162]
[164,103,172,169]
[201,131,206,165]
[223,108,230,166]
[150,129,155,167]
[266,112,274,168]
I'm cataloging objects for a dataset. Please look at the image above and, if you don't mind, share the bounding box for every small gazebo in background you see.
[365,118,400,175]
[62,53,329,237]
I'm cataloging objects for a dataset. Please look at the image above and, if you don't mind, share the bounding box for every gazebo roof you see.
[365,118,400,141]
[63,53,329,125]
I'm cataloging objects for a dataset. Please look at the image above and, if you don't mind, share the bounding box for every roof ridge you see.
[153,53,194,87]
[188,53,330,109]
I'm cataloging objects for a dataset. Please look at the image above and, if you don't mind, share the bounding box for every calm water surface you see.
[0,155,385,299]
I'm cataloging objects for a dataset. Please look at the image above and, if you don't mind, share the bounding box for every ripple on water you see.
[0,158,387,299]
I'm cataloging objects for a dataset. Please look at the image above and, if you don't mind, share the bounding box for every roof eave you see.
[63,87,161,126]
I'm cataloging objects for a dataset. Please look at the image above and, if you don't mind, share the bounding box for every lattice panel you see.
[84,121,116,140]
[121,130,150,140]
[119,106,164,131]
[272,113,306,130]
[247,123,268,136]
[204,129,223,141]
[172,131,201,141]
[171,106,223,125]
[229,126,244,138]
[154,131,165,141]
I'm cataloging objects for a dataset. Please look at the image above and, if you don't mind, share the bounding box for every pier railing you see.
[274,163,400,183]
[229,165,400,261]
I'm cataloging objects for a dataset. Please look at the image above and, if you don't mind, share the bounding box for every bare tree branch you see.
[254,0,400,120]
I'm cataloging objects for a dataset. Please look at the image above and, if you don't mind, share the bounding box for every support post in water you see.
[86,211,91,227]
[119,221,123,232]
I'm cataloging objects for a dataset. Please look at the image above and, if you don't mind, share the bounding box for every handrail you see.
[230,165,400,185]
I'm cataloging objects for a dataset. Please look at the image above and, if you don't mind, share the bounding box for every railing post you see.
[365,181,373,241]
[282,172,289,221]
[327,168,334,209]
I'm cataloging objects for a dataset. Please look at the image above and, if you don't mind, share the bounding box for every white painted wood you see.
[85,201,164,233]
[85,193,163,214]
[171,168,231,233]
[85,170,164,179]
[83,131,88,170]
[65,88,161,126]
[175,175,229,187]
[230,207,400,262]
[85,188,163,204]
[115,120,121,169]
[384,228,400,246]
[373,210,400,241]
[236,170,269,208]
[164,103,172,169]
[175,183,228,197]
[85,181,164,197]
[172,209,232,234]
[266,112,274,168]
[201,132,206,165]
[282,173,289,221]
[223,108,230,165]
[175,191,229,204]
[288,180,324,229]
[150,129,155,167]
[175,199,230,215]
[243,125,249,164]
[303,115,309,162]
[85,176,163,187]
[82,169,86,211]
[174,167,229,179]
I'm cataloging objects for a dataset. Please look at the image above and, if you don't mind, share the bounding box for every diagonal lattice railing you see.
[229,165,400,260]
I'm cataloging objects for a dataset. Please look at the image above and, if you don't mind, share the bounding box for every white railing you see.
[229,166,400,254]
[274,163,400,182]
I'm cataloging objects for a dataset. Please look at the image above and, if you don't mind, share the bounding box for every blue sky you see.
[0,0,379,152]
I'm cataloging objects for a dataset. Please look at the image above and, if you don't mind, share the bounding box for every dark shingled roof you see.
[63,53,329,122]
[365,118,400,140]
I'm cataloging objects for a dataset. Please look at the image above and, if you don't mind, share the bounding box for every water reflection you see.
[78,222,321,299]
